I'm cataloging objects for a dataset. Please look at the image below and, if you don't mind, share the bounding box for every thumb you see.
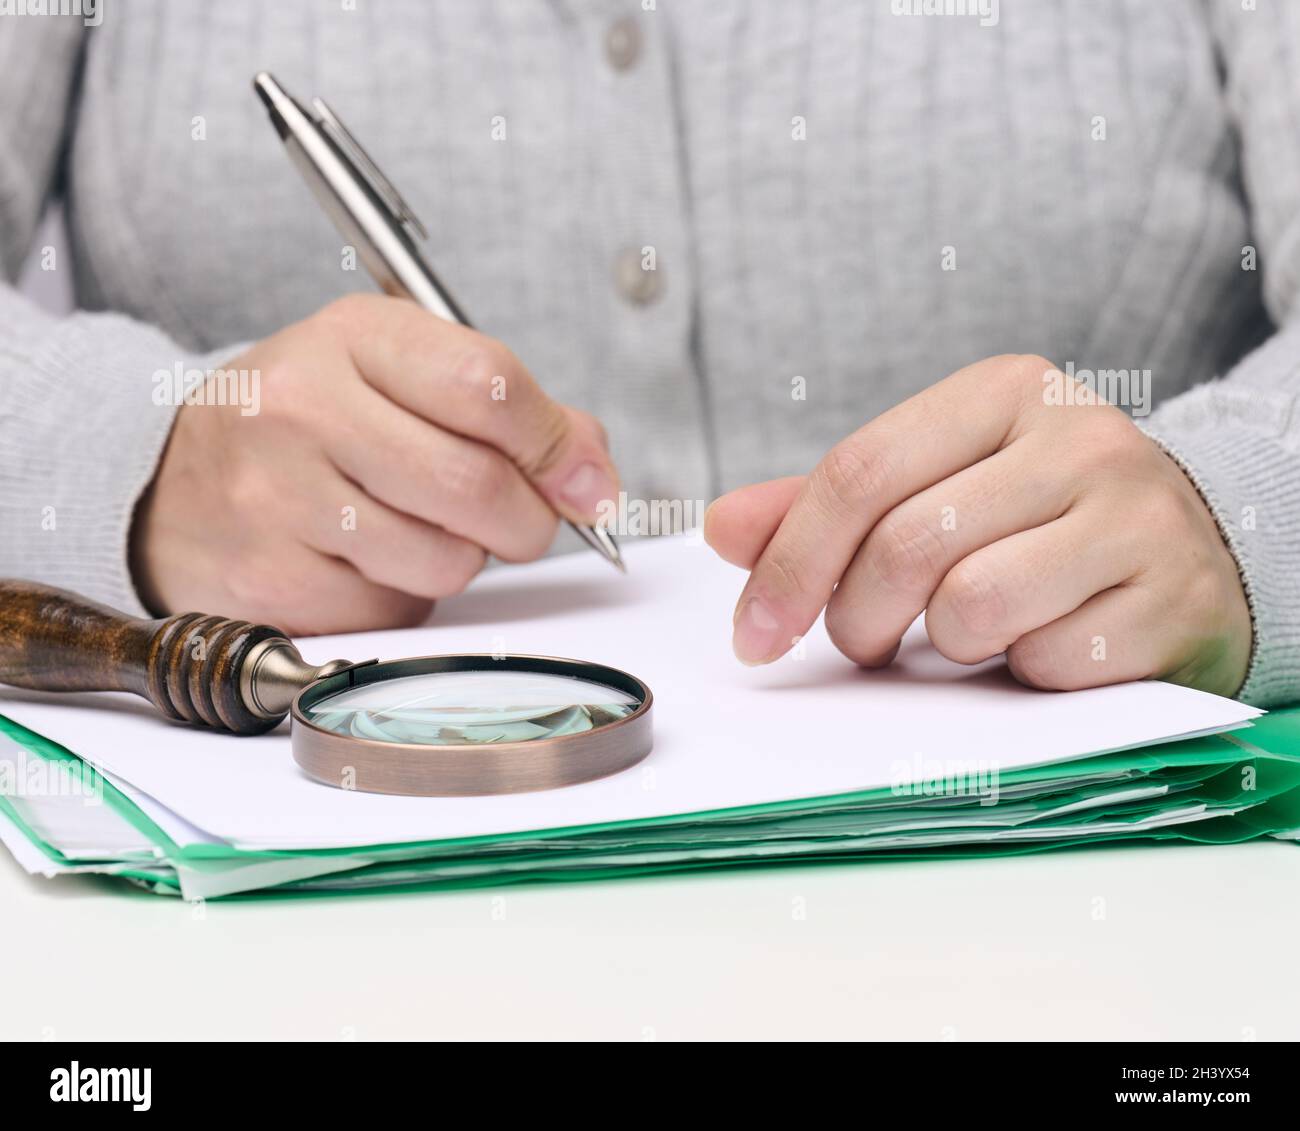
[521,403,621,526]
[704,476,805,570]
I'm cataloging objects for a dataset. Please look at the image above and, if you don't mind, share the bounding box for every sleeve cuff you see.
[0,308,244,617]
[1139,416,1300,707]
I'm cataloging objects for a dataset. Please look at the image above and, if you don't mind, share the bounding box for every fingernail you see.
[733,597,782,666]
[558,462,617,520]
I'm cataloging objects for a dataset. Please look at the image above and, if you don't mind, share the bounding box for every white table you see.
[4,839,1297,1040]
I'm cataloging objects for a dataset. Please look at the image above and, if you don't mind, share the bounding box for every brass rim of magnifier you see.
[290,654,654,797]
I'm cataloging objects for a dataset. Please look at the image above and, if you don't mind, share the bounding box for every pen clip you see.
[311,96,429,241]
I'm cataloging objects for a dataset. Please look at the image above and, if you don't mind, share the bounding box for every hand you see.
[132,294,617,634]
[704,354,1252,697]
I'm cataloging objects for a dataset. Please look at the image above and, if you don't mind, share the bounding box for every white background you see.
[4,840,1298,1040]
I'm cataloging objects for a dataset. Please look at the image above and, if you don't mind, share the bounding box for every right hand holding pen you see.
[131,294,619,634]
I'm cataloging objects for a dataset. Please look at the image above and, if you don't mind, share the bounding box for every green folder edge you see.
[4,707,1300,899]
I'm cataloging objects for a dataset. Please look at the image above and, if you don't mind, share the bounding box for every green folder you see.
[4,708,1299,900]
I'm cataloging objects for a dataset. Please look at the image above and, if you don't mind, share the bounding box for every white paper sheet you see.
[0,809,67,876]
[0,536,1260,851]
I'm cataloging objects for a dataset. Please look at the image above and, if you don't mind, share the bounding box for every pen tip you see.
[251,72,295,139]
[594,527,627,574]
[567,519,628,573]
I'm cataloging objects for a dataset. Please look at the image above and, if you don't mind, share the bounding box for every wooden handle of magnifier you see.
[0,580,303,735]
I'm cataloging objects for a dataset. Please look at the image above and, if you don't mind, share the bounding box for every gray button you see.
[605,16,641,71]
[614,247,663,306]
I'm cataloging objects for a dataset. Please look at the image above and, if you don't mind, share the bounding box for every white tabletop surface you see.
[4,839,1297,1041]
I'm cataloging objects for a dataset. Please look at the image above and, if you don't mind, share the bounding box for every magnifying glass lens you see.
[302,669,639,746]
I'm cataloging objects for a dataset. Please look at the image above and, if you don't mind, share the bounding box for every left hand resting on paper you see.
[704,354,1252,697]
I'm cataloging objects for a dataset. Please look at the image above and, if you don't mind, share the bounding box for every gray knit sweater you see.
[2,0,1299,706]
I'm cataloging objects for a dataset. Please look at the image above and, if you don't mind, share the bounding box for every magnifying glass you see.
[0,581,653,797]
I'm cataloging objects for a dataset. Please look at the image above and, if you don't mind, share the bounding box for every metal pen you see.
[251,71,625,572]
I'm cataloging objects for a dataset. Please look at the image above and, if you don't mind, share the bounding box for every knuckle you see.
[1079,410,1142,469]
[448,340,518,402]
[814,440,893,516]
[316,293,376,334]
[869,511,948,595]
[763,546,810,600]
[257,363,312,423]
[437,446,508,509]
[986,353,1055,403]
[386,440,438,491]
[941,560,1007,641]
[1001,353,1056,396]
[256,345,351,429]
[1010,353,1055,383]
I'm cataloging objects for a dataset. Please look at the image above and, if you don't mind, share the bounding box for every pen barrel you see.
[0,580,293,735]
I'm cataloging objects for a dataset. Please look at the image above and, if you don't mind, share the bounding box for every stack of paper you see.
[3,536,1299,900]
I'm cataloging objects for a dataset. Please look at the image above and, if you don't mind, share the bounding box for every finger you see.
[925,507,1142,665]
[330,295,620,523]
[824,439,1077,666]
[704,476,805,569]
[297,469,488,600]
[1004,583,1173,691]
[733,354,1044,664]
[324,384,560,561]
[246,543,433,637]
